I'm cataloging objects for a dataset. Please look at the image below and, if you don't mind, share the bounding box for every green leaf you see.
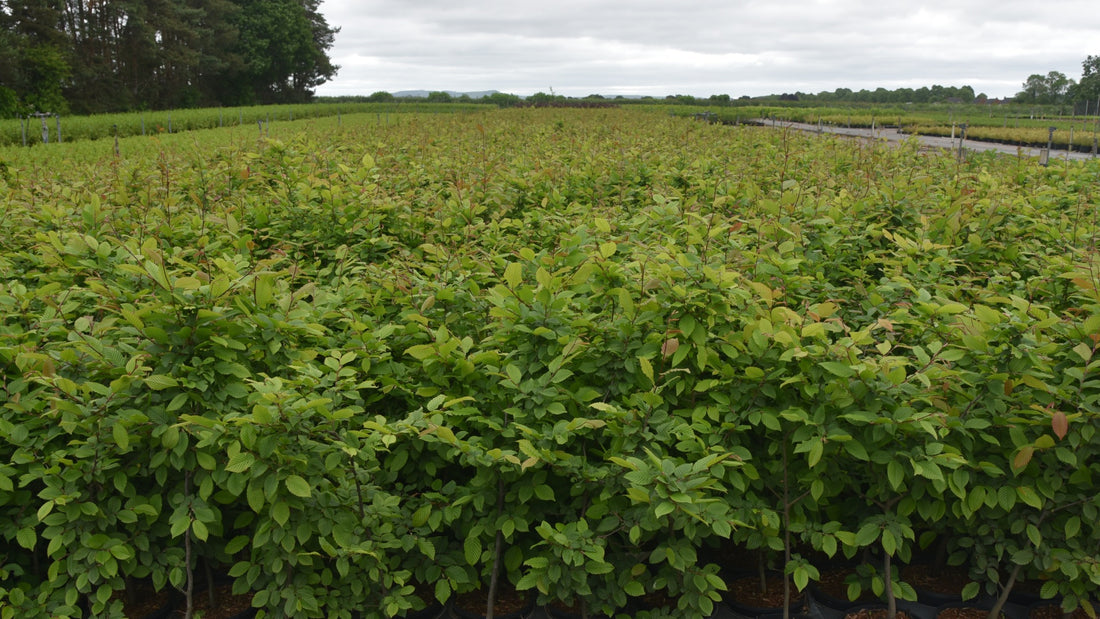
[638,356,654,385]
[464,535,482,566]
[534,484,554,501]
[793,567,809,591]
[406,344,435,361]
[504,262,523,288]
[272,501,290,527]
[191,520,209,542]
[654,502,675,518]
[887,460,904,490]
[1066,516,1081,538]
[411,504,431,528]
[247,483,265,513]
[808,440,823,468]
[226,452,255,474]
[16,527,36,550]
[820,361,855,377]
[285,475,312,498]
[144,374,179,390]
[112,423,130,451]
[855,523,879,546]
[1017,486,1043,509]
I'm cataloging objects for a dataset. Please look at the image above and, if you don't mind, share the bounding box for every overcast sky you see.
[313,0,1099,99]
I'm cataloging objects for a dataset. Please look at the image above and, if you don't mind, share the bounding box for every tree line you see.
[1015,56,1100,106]
[0,0,338,116]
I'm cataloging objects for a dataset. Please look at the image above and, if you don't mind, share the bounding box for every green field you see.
[1,107,1098,618]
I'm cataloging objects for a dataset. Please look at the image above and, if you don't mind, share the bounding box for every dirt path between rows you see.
[755,119,1098,162]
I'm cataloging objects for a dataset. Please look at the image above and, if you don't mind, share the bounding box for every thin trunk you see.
[884,552,895,619]
[486,478,506,619]
[205,557,215,607]
[782,439,792,619]
[987,564,1021,619]
[184,471,194,619]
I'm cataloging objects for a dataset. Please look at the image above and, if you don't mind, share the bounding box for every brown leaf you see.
[1013,446,1034,470]
[661,338,680,358]
[1052,411,1068,440]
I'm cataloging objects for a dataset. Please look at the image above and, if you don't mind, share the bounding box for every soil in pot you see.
[167,583,255,619]
[1028,604,1091,619]
[725,572,805,611]
[904,565,977,605]
[451,582,533,619]
[634,589,718,618]
[402,582,446,619]
[937,608,999,619]
[844,608,913,619]
[812,568,881,609]
[546,598,611,619]
[112,580,180,619]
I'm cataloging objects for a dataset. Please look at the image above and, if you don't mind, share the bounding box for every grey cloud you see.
[316,0,1100,97]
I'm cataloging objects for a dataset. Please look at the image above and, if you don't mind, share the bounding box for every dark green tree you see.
[1074,55,1100,104]
[228,0,338,104]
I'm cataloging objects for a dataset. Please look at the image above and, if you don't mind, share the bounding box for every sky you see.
[313,0,1100,100]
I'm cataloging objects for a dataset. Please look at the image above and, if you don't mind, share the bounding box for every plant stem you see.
[486,477,505,619]
[988,564,1021,619]
[184,471,194,619]
[884,551,895,619]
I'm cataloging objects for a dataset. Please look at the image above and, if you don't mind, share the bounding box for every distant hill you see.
[393,90,501,99]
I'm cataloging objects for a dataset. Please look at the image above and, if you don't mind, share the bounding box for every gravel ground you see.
[756,119,1099,163]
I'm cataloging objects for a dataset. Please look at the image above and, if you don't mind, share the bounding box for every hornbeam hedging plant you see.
[1,108,1099,619]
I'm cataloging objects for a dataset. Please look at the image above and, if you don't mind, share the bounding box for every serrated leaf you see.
[1066,516,1081,538]
[16,527,36,550]
[1013,446,1034,470]
[661,338,679,358]
[285,475,311,498]
[271,501,290,527]
[504,262,523,288]
[112,423,130,451]
[225,452,255,473]
[145,374,179,390]
[1052,412,1068,440]
[654,502,675,518]
[1017,486,1043,509]
[963,580,981,602]
[820,361,855,377]
[464,535,481,566]
[887,460,904,490]
[247,483,265,513]
[638,356,654,385]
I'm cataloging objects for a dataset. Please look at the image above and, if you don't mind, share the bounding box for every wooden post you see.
[957,124,967,162]
[113,124,120,157]
[20,117,26,147]
[56,115,61,143]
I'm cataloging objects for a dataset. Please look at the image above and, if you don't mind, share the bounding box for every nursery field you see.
[685,105,1100,152]
[1,107,1100,619]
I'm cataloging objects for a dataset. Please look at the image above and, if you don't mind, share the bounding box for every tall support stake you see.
[56,114,61,143]
[957,124,967,162]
